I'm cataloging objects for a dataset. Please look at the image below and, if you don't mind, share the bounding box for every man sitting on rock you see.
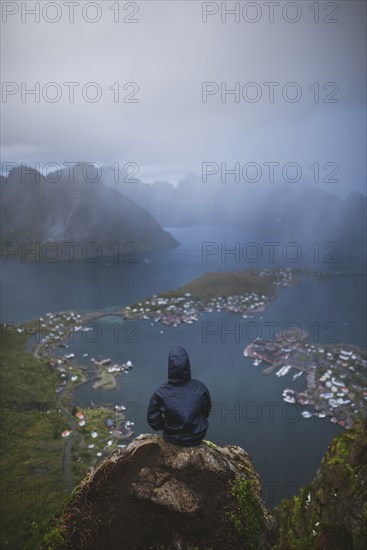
[147,346,212,447]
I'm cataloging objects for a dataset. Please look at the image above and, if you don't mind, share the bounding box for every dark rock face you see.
[60,434,278,549]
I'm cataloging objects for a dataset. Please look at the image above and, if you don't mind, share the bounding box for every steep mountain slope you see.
[274,420,367,550]
[1,163,178,259]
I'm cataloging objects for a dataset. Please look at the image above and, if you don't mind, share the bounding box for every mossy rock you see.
[274,420,367,550]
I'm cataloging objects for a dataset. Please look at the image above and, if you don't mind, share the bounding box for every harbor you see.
[244,334,366,430]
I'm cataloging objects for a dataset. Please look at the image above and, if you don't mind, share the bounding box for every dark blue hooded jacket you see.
[147,347,212,446]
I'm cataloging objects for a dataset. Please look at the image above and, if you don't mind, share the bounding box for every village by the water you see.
[244,333,367,430]
[119,268,297,325]
[15,268,366,468]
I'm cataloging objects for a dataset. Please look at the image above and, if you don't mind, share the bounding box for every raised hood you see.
[168,347,191,384]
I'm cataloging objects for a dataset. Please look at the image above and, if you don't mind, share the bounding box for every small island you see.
[118,268,326,326]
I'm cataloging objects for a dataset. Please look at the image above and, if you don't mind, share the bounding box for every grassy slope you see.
[160,270,277,299]
[0,326,68,548]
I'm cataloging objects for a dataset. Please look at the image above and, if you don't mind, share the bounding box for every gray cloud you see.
[1,0,366,194]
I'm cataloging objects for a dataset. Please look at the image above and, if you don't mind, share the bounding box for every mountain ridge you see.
[102,168,366,270]
[0,163,179,259]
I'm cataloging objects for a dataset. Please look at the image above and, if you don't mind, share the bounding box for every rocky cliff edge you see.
[47,434,278,550]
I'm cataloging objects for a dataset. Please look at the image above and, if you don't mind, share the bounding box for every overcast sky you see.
[1,0,366,195]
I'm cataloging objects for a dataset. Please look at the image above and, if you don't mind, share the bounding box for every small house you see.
[105,418,115,429]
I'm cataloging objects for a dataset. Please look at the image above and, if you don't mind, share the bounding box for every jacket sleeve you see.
[202,386,212,418]
[147,391,166,431]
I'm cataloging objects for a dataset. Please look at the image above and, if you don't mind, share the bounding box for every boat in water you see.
[276,365,292,377]
[283,395,296,404]
[282,388,296,404]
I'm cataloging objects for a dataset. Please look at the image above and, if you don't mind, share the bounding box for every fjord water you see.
[2,227,365,506]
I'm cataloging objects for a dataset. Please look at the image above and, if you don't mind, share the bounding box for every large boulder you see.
[57,434,278,549]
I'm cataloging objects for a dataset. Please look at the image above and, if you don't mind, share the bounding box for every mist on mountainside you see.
[102,165,366,271]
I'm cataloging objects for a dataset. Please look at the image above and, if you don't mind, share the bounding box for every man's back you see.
[147,347,211,447]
